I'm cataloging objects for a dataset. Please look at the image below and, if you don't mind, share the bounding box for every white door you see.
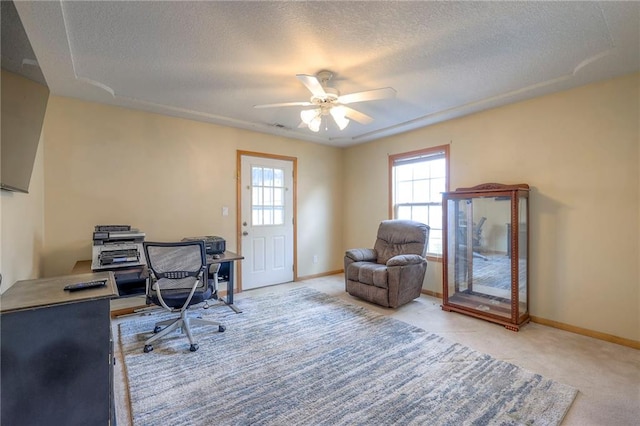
[240,155,294,289]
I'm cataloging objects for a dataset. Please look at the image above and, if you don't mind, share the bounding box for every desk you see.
[206,251,244,313]
[73,250,244,314]
[1,272,118,425]
[72,261,147,296]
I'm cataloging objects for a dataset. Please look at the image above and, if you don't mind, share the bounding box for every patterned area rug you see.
[118,287,577,425]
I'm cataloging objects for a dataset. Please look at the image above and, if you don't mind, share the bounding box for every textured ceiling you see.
[11,1,640,147]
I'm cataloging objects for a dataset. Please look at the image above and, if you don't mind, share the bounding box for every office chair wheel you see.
[153,326,162,333]
[219,325,226,332]
[143,345,153,353]
[190,344,199,352]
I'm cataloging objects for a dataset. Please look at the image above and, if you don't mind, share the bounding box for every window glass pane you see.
[430,178,446,202]
[396,181,412,203]
[264,187,273,205]
[274,168,284,187]
[413,180,429,203]
[252,208,262,226]
[412,205,428,223]
[429,205,442,230]
[397,205,412,220]
[428,230,442,254]
[395,164,413,181]
[252,165,287,227]
[430,159,446,178]
[252,167,262,186]
[412,163,429,179]
[391,147,447,255]
[273,188,283,206]
[263,168,274,186]
[263,208,273,225]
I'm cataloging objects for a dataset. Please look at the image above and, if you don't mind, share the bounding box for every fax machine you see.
[91,225,146,271]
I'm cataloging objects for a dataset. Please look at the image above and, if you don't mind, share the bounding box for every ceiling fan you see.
[254,70,396,132]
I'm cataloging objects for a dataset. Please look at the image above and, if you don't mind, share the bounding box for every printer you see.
[91,225,146,271]
[181,236,226,255]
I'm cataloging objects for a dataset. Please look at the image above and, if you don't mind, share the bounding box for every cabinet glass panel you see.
[446,197,513,319]
[518,197,528,319]
[442,183,529,331]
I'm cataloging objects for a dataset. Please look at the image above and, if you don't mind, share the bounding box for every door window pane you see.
[274,169,283,187]
[251,166,286,226]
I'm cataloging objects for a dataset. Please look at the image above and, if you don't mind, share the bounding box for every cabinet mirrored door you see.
[442,183,529,331]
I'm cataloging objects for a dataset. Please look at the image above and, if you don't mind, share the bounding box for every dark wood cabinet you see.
[442,183,530,331]
[1,272,118,425]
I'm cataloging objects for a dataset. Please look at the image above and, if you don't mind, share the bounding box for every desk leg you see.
[221,260,242,314]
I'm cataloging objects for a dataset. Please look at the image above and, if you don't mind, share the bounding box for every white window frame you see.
[389,145,449,258]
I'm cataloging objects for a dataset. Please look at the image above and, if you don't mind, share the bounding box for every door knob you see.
[242,231,249,236]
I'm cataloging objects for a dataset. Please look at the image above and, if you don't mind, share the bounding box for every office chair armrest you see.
[145,275,155,304]
[345,248,377,262]
[386,254,426,267]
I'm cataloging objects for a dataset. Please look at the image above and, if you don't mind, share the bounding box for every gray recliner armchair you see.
[344,220,430,308]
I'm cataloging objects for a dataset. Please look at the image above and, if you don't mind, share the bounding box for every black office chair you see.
[142,240,225,353]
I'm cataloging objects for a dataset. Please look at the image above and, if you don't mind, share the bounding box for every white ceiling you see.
[12,1,640,147]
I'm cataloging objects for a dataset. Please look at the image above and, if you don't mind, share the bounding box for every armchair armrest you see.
[387,254,426,267]
[345,248,377,262]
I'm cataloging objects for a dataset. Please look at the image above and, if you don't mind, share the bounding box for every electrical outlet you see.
[222,206,229,216]
[313,255,318,264]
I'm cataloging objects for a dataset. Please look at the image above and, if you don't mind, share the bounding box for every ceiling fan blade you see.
[296,74,327,97]
[338,87,396,104]
[342,106,374,125]
[254,101,312,109]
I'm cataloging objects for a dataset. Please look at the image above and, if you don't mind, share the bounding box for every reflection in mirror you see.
[469,197,512,315]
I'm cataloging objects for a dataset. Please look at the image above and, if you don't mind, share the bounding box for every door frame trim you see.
[236,150,298,291]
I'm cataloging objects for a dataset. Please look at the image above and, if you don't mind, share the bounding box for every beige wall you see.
[344,73,639,341]
[42,97,343,281]
[0,138,45,293]
[8,73,638,342]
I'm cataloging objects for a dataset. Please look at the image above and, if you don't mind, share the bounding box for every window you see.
[252,166,285,226]
[389,145,449,256]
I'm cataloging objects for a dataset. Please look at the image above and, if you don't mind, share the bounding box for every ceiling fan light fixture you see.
[256,71,393,133]
[330,106,350,130]
[300,108,318,125]
[308,115,321,132]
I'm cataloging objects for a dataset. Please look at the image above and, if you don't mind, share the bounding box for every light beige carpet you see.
[119,287,577,425]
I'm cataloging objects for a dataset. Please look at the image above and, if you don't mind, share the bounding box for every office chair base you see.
[142,313,226,353]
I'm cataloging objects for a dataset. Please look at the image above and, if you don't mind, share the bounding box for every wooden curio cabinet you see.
[441,183,530,331]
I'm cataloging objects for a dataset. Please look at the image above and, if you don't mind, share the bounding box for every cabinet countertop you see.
[0,271,118,314]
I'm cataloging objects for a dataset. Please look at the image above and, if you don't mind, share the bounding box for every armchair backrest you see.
[374,220,430,264]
